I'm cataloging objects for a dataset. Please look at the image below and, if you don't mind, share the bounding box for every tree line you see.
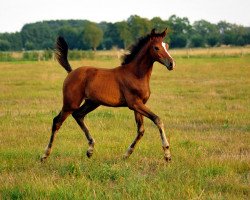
[0,15,250,51]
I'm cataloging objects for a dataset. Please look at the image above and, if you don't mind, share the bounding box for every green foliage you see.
[58,26,80,49]
[193,20,221,47]
[115,21,133,49]
[207,35,220,47]
[168,15,191,47]
[68,50,94,60]
[23,51,39,61]
[170,34,187,48]
[127,15,152,41]
[0,52,13,61]
[43,50,53,60]
[150,17,167,32]
[82,22,103,50]
[0,32,22,51]
[100,22,124,49]
[0,39,10,51]
[21,22,55,50]
[0,15,250,52]
[191,35,205,47]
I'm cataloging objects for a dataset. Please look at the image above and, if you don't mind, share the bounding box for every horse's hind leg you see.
[124,111,145,158]
[41,110,71,162]
[72,100,99,158]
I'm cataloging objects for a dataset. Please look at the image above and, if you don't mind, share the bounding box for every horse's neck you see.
[128,44,154,79]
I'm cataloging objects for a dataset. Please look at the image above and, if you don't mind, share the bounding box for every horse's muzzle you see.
[167,61,175,70]
[159,58,175,70]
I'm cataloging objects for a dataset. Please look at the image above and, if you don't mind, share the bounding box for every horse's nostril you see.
[170,61,175,69]
[168,61,174,70]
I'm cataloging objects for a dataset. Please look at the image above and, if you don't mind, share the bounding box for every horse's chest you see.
[140,88,151,103]
[134,85,151,103]
[123,78,151,103]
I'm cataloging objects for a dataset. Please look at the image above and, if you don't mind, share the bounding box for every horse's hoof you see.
[123,154,129,160]
[164,156,172,162]
[40,156,47,163]
[86,151,93,158]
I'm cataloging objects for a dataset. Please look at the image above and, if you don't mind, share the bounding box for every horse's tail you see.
[55,36,72,73]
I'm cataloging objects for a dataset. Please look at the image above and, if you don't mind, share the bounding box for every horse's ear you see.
[151,28,156,36]
[160,28,168,38]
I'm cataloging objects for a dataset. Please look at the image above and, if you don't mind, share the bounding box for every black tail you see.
[55,36,72,73]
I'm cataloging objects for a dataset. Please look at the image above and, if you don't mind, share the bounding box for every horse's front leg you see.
[129,100,171,162]
[124,111,145,158]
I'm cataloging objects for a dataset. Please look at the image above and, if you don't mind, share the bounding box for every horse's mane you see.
[121,34,151,65]
[121,30,165,65]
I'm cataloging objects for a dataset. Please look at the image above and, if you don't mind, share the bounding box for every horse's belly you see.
[86,78,124,107]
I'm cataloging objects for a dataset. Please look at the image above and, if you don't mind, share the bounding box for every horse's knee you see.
[88,138,95,146]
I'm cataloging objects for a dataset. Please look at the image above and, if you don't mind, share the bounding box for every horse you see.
[41,28,175,162]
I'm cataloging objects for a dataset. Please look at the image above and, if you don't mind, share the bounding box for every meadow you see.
[0,52,249,199]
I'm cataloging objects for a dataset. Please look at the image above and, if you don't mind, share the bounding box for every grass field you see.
[0,54,249,199]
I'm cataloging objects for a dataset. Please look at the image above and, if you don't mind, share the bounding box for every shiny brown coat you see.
[41,28,175,162]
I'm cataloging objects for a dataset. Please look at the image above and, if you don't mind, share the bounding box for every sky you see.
[0,0,250,33]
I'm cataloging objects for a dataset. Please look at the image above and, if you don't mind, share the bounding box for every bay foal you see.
[41,28,175,162]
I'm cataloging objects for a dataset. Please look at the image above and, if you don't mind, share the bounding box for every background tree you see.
[243,27,250,44]
[82,22,103,50]
[0,39,11,51]
[127,15,152,42]
[190,35,205,47]
[217,21,247,46]
[0,16,250,51]
[58,26,80,49]
[193,20,220,47]
[115,21,133,49]
[151,17,168,32]
[230,25,247,46]
[168,15,191,48]
[99,22,123,50]
[21,22,54,50]
[0,32,22,51]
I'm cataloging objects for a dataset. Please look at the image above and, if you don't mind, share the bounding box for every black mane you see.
[121,34,151,65]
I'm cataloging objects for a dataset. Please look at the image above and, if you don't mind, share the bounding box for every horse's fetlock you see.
[88,138,95,145]
[154,116,162,126]
[139,131,144,137]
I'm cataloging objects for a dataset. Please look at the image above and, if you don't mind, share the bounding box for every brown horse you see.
[41,28,175,162]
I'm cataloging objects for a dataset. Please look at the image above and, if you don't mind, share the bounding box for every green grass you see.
[0,55,249,199]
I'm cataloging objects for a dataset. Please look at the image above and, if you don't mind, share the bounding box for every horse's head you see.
[149,28,175,70]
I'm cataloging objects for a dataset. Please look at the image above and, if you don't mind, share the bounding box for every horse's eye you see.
[154,46,159,51]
